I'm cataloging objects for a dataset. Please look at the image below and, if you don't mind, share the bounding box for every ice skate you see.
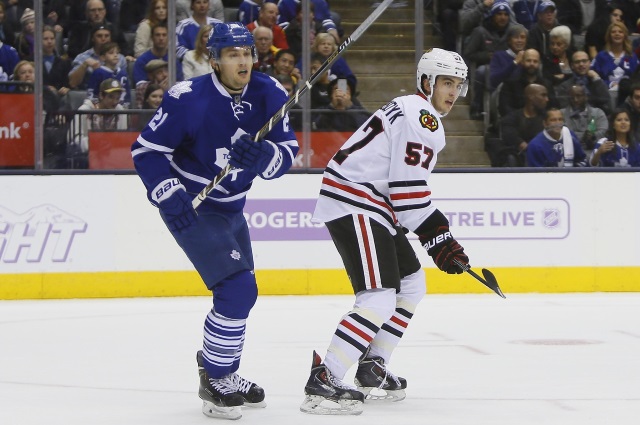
[229,372,266,408]
[355,355,407,402]
[300,351,364,415]
[197,351,244,420]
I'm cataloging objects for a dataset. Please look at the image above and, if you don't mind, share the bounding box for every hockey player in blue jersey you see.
[131,22,298,420]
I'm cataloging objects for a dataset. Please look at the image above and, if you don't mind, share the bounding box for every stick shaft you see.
[191,0,396,209]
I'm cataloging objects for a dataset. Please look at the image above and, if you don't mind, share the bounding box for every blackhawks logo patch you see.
[419,110,439,131]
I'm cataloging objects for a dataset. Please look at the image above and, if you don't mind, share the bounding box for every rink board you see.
[1,173,639,299]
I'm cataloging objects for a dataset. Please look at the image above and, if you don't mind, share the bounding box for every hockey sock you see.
[325,288,396,379]
[368,269,425,361]
[202,307,246,379]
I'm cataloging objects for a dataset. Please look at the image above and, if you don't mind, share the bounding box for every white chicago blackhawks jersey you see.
[313,92,445,235]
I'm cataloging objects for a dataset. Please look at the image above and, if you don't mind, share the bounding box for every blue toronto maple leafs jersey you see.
[131,71,299,213]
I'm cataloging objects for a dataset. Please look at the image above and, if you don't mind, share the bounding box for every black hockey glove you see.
[153,178,198,233]
[228,134,281,177]
[416,209,468,274]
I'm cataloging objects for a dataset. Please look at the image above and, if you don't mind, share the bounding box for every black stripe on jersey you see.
[397,308,414,319]
[349,313,380,333]
[326,168,393,205]
[394,200,432,212]
[320,189,396,227]
[389,180,429,188]
[335,329,367,352]
[380,322,404,338]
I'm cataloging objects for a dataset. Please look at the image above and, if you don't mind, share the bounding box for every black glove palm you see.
[417,210,469,274]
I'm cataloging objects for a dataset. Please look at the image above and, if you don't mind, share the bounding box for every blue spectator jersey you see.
[0,43,19,82]
[133,50,184,85]
[527,128,587,167]
[277,0,336,32]
[591,51,639,89]
[70,48,128,90]
[131,71,299,213]
[591,138,640,167]
[87,65,131,106]
[237,0,277,25]
[176,17,222,60]
[511,0,539,30]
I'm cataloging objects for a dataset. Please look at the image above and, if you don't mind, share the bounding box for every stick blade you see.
[481,268,506,298]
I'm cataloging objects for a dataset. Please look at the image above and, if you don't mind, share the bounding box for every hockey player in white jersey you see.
[301,48,470,415]
[131,22,298,420]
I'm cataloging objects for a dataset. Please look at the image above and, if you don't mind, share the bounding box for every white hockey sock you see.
[202,308,246,378]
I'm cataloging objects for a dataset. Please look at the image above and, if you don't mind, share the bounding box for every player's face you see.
[217,46,254,91]
[431,76,465,115]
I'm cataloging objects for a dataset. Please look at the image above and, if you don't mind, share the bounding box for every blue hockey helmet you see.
[207,22,257,63]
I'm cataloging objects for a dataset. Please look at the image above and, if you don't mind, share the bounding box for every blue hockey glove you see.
[416,209,469,274]
[228,134,281,176]
[153,179,198,233]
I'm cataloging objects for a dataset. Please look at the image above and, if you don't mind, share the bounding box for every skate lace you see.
[326,370,357,391]
[229,373,253,394]
[373,358,399,390]
[208,376,237,395]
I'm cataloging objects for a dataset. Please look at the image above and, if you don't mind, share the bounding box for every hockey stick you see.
[453,258,506,299]
[192,0,396,209]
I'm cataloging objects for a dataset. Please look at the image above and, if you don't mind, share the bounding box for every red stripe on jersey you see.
[340,318,374,343]
[390,315,408,328]
[322,177,397,222]
[390,190,431,201]
[358,214,378,289]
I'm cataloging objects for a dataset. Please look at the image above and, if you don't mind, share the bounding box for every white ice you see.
[1,293,639,425]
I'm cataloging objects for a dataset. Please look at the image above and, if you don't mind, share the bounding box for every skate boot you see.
[300,351,365,416]
[197,351,244,420]
[229,372,266,408]
[355,355,407,402]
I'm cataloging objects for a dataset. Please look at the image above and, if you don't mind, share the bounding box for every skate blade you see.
[202,401,242,420]
[360,387,406,402]
[242,400,267,408]
[300,395,363,415]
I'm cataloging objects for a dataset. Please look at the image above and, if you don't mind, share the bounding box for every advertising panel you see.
[0,93,34,167]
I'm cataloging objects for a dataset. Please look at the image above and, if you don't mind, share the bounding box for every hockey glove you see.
[228,134,281,177]
[153,178,198,233]
[416,209,469,274]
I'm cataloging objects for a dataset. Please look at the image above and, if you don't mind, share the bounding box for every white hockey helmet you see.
[417,48,469,99]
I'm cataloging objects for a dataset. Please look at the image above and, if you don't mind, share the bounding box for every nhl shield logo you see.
[419,109,439,131]
[542,209,560,228]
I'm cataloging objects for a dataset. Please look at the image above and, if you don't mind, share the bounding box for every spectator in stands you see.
[266,48,300,85]
[68,25,127,90]
[87,41,130,107]
[562,84,608,151]
[527,107,587,166]
[436,0,464,52]
[591,21,638,107]
[177,0,224,22]
[309,52,332,109]
[498,48,556,116]
[12,59,61,114]
[134,0,167,58]
[133,23,183,86]
[313,78,369,132]
[460,0,515,37]
[585,3,624,59]
[253,26,277,73]
[0,2,17,48]
[298,32,356,92]
[590,108,640,166]
[43,0,68,34]
[526,1,559,57]
[555,50,612,114]
[182,23,213,79]
[0,31,19,82]
[238,0,267,26]
[246,1,288,49]
[67,0,131,59]
[500,83,549,166]
[622,83,640,143]
[555,0,608,38]
[278,0,339,43]
[284,0,319,61]
[135,58,168,108]
[274,73,301,129]
[15,8,34,60]
[134,82,163,130]
[541,25,574,86]
[489,23,528,90]
[72,77,127,155]
[619,0,640,38]
[42,25,71,102]
[511,0,540,30]
[176,0,222,60]
[118,0,149,32]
